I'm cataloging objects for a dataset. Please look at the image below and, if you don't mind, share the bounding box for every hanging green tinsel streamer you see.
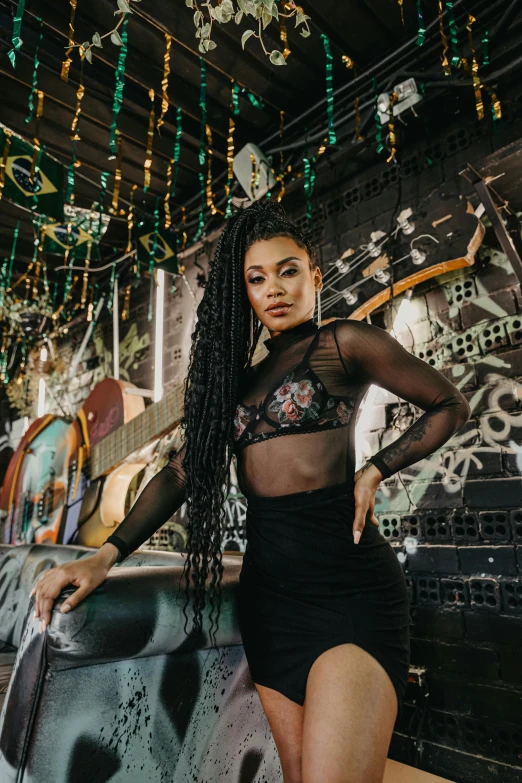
[7,0,25,67]
[372,77,384,154]
[107,261,117,313]
[25,17,43,122]
[239,86,265,110]
[320,33,336,145]
[0,222,19,308]
[303,156,316,220]
[97,170,110,240]
[416,0,426,46]
[171,106,183,199]
[198,56,207,167]
[445,0,461,68]
[192,171,206,243]
[482,30,490,67]
[232,81,240,116]
[109,15,128,158]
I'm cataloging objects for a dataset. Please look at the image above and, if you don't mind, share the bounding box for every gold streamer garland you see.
[143,89,155,191]
[30,90,44,180]
[126,183,137,252]
[110,132,123,214]
[461,15,501,121]
[62,0,78,83]
[0,129,12,200]
[205,123,224,216]
[397,0,404,25]
[157,33,172,133]
[164,157,173,228]
[31,225,45,301]
[386,92,398,162]
[180,206,187,251]
[437,0,451,76]
[121,284,131,320]
[341,55,363,141]
[80,240,92,308]
[279,13,291,60]
[70,52,85,141]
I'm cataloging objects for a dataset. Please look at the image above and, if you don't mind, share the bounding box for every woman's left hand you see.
[352,463,383,544]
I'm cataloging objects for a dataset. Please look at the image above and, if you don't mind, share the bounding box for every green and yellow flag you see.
[0,129,63,220]
[136,222,179,274]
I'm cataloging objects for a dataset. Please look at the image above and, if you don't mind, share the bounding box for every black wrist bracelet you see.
[367,455,392,480]
[104,534,131,564]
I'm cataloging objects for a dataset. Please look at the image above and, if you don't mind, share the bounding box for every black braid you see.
[178,199,317,648]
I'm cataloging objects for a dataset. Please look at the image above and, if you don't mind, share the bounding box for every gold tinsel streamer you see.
[8,262,34,293]
[279,14,291,60]
[386,92,399,162]
[466,15,484,120]
[397,0,404,25]
[164,159,173,228]
[275,110,286,202]
[121,284,131,321]
[126,183,137,252]
[437,0,451,76]
[32,226,45,301]
[342,55,363,141]
[0,129,12,200]
[62,0,78,83]
[143,89,155,191]
[181,206,187,251]
[205,123,224,216]
[70,53,85,141]
[224,116,235,198]
[157,34,172,133]
[30,90,44,180]
[110,132,123,214]
[80,241,92,308]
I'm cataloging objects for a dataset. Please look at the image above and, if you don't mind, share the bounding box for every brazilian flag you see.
[1,129,64,221]
[136,222,179,274]
[41,220,97,259]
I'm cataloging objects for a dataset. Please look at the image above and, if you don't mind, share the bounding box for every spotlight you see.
[377,78,423,124]
[234,143,277,201]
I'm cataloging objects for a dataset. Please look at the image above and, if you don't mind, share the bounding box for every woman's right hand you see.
[30,544,120,633]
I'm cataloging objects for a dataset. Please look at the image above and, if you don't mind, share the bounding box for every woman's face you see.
[243,236,322,335]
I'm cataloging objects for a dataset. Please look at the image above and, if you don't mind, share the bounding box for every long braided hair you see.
[178,199,318,645]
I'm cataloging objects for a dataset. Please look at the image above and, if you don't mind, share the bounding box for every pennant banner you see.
[136,222,179,274]
[0,129,63,220]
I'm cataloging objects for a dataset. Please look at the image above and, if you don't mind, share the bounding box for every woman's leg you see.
[255,683,305,783]
[302,643,398,783]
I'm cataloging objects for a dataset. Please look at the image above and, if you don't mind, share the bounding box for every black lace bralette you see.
[233,325,355,450]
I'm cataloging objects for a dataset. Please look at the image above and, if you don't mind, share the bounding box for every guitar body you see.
[0,415,71,544]
[61,378,145,546]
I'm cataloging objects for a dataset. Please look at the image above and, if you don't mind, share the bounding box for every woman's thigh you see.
[302,643,398,783]
[255,683,304,783]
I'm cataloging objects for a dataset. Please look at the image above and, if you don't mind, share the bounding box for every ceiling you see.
[0,0,518,297]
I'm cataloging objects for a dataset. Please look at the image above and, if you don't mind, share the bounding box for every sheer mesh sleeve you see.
[104,443,187,563]
[333,319,471,479]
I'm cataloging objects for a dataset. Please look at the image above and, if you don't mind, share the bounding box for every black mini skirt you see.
[237,480,412,720]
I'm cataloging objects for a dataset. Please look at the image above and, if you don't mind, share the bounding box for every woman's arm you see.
[99,443,187,565]
[333,319,471,479]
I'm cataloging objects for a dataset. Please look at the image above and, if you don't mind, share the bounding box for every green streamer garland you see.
[445,0,461,68]
[232,81,240,116]
[303,155,317,220]
[25,17,43,123]
[372,77,384,154]
[107,261,117,313]
[482,30,490,66]
[192,171,206,243]
[171,106,183,199]
[416,0,426,46]
[320,33,336,145]
[7,0,25,67]
[109,15,129,158]
[239,86,265,110]
[97,170,110,241]
[31,144,44,212]
[198,56,207,167]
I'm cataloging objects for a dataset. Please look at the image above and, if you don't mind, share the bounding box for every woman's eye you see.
[248,268,297,285]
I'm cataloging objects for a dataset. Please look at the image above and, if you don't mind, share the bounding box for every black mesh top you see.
[105,317,471,562]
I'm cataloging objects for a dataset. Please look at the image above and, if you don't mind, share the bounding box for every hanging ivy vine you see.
[185,0,312,64]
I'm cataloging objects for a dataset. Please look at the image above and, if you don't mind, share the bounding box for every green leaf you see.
[207,39,217,49]
[194,10,203,25]
[269,49,287,65]
[295,9,305,25]
[117,0,133,13]
[210,6,222,21]
[255,5,263,19]
[235,9,244,24]
[92,32,103,47]
[241,29,255,48]
[237,0,247,10]
[300,28,311,37]
[201,22,211,35]
[222,0,234,13]
[185,0,194,7]
[198,41,207,53]
[111,30,124,46]
[261,9,272,28]
[85,47,93,63]
[202,38,211,50]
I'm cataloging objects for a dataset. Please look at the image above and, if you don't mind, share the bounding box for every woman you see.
[32,200,471,782]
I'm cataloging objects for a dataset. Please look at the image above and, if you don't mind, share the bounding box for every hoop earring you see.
[315,286,322,326]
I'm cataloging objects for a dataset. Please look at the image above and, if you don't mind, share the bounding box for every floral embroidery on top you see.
[268,372,321,426]
[234,404,251,440]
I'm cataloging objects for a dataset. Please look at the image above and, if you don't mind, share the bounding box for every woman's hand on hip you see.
[352,462,383,543]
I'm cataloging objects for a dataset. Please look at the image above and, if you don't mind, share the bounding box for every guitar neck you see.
[91,384,185,479]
